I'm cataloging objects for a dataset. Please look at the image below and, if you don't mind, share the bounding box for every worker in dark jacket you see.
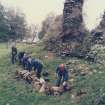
[56,64,69,86]
[32,59,43,78]
[18,51,25,65]
[22,53,29,70]
[11,45,17,64]
[26,56,33,72]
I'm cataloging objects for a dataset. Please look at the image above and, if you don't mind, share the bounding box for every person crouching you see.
[18,51,25,65]
[26,56,33,72]
[56,64,69,86]
[22,53,29,70]
[32,59,43,79]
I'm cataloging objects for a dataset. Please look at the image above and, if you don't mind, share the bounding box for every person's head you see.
[24,53,26,56]
[59,64,65,71]
[12,43,16,48]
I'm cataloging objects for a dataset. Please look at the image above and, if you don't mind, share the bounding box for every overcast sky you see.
[0,0,105,30]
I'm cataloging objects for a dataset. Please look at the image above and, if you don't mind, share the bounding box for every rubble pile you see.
[15,60,93,97]
[45,38,83,57]
[66,59,93,78]
[88,44,105,64]
[16,70,71,96]
[71,89,87,103]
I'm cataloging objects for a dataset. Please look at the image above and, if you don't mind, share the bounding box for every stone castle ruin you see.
[45,0,105,57]
[62,0,85,43]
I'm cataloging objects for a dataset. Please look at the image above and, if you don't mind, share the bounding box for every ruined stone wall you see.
[62,0,85,43]
[45,0,87,56]
[45,0,105,57]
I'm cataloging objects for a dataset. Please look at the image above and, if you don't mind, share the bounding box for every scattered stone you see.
[93,70,97,73]
[16,69,72,96]
[71,89,87,103]
[98,71,103,74]
[69,78,75,83]
[66,59,92,77]
[88,71,93,76]
[51,86,64,95]
[76,89,87,96]
[33,82,42,91]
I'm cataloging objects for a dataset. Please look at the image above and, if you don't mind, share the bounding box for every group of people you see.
[11,45,69,86]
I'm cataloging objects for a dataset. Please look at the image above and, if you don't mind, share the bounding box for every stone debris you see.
[15,59,92,97]
[16,70,71,96]
[71,89,87,103]
[66,60,92,77]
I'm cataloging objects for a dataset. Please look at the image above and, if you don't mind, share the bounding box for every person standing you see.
[11,45,17,64]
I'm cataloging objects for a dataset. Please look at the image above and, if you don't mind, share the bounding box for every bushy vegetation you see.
[39,13,62,40]
[0,3,27,42]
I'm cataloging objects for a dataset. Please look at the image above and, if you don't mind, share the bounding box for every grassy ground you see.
[0,43,105,105]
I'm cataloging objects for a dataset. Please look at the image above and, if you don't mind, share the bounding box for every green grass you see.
[0,43,105,105]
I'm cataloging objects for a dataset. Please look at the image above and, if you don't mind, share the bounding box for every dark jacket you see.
[12,47,17,56]
[56,66,69,81]
[18,52,25,64]
[32,59,43,72]
[26,58,32,71]
[18,52,25,60]
[22,56,29,69]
